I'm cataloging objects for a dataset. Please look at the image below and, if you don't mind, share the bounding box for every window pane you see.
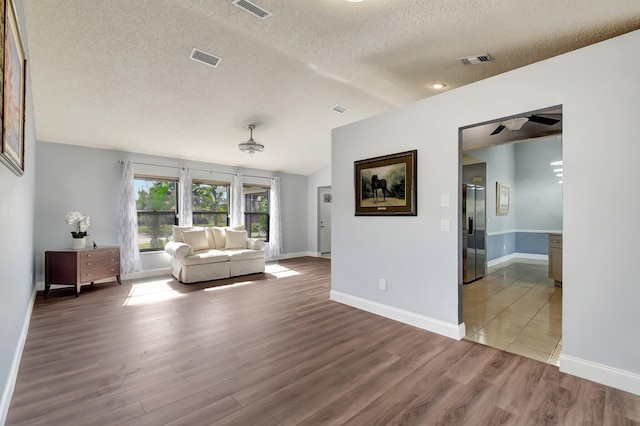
[244,186,269,213]
[135,178,177,251]
[243,185,269,241]
[245,212,269,241]
[192,182,229,226]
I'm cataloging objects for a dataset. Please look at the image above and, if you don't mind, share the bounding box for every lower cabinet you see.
[548,234,562,286]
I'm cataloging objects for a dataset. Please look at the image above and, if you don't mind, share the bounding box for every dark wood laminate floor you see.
[7,257,640,425]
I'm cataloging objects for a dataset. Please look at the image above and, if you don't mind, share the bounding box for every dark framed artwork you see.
[0,0,26,176]
[354,150,417,216]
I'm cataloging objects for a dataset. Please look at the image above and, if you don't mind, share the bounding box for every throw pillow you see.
[181,229,209,251]
[225,229,248,249]
[209,227,226,249]
[171,225,193,243]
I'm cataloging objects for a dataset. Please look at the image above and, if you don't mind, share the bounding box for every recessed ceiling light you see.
[431,83,447,89]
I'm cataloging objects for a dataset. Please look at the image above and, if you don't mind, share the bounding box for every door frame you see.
[317,186,331,255]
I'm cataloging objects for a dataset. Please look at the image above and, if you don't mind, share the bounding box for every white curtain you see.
[267,176,282,258]
[231,173,244,228]
[179,168,193,226]
[118,160,142,274]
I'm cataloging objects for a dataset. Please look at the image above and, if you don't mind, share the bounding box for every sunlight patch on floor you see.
[123,278,185,306]
[266,263,301,278]
[204,280,256,292]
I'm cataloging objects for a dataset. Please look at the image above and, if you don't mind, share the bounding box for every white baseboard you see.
[1,287,37,425]
[330,290,465,340]
[487,253,548,268]
[122,267,171,281]
[560,354,640,396]
[267,251,318,262]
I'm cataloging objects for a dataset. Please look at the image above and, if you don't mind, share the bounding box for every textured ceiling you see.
[23,0,640,175]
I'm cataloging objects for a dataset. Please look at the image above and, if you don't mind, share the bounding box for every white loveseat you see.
[165,226,266,283]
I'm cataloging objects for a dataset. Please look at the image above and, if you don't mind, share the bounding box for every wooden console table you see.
[45,246,121,297]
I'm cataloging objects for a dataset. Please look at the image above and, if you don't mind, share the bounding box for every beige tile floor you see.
[463,259,562,365]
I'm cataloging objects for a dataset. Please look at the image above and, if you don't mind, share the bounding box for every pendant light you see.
[238,124,264,155]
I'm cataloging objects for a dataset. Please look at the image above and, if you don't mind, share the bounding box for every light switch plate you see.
[440,219,450,232]
[440,194,450,207]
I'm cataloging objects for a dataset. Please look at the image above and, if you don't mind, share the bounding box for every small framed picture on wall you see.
[496,182,510,215]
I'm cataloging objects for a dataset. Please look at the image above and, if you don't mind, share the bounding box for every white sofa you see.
[165,226,266,283]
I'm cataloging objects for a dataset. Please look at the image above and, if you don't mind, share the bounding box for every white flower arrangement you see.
[66,211,91,238]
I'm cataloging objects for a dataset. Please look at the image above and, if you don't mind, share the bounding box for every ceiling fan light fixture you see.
[238,124,265,155]
[502,117,529,131]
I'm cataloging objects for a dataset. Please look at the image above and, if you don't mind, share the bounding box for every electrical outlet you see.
[503,244,506,250]
[379,279,387,291]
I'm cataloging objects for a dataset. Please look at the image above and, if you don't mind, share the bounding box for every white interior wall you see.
[332,30,640,394]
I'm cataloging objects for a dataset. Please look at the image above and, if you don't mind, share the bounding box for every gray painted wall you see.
[332,30,640,385]
[467,136,563,260]
[1,0,37,420]
[34,141,309,283]
[514,136,563,230]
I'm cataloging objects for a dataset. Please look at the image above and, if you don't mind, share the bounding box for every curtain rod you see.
[118,160,273,181]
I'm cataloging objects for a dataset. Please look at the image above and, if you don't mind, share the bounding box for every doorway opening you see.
[318,186,332,258]
[459,105,563,365]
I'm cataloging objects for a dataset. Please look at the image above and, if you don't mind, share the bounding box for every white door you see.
[319,188,332,253]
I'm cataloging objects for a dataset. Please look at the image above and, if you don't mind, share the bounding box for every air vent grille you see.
[458,54,493,65]
[331,105,348,114]
[233,0,271,19]
[190,48,221,68]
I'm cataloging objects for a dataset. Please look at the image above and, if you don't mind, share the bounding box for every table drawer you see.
[80,249,119,262]
[80,265,120,283]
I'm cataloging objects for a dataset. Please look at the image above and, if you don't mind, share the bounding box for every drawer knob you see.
[87,274,92,277]
[87,262,92,266]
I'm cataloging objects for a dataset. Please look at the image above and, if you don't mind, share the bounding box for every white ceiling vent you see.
[190,48,221,68]
[458,54,493,65]
[331,105,348,114]
[233,0,272,19]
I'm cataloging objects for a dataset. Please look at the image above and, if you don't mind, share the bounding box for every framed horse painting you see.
[354,150,417,216]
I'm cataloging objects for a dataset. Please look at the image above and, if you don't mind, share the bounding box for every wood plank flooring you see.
[6,257,640,425]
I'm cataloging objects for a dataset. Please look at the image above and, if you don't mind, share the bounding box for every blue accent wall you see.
[516,232,549,255]
[487,233,516,260]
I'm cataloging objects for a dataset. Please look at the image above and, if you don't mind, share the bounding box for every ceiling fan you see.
[490,115,560,135]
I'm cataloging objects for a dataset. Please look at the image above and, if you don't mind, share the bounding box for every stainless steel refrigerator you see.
[463,184,486,283]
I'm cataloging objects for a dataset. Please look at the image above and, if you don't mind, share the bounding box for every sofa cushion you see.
[225,229,248,249]
[208,227,226,249]
[182,229,209,251]
[182,250,229,266]
[172,226,202,242]
[248,238,266,250]
[225,249,265,261]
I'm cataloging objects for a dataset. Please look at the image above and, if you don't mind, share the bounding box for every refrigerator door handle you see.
[469,217,474,235]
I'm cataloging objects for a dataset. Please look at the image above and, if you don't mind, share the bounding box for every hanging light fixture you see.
[238,124,264,155]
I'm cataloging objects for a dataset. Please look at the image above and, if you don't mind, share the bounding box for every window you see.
[135,177,178,251]
[244,185,269,241]
[192,180,229,227]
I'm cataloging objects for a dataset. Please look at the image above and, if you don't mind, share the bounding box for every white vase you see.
[72,237,86,250]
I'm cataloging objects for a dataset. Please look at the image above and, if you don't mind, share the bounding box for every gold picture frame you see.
[496,182,511,215]
[0,0,26,176]
[354,150,417,216]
